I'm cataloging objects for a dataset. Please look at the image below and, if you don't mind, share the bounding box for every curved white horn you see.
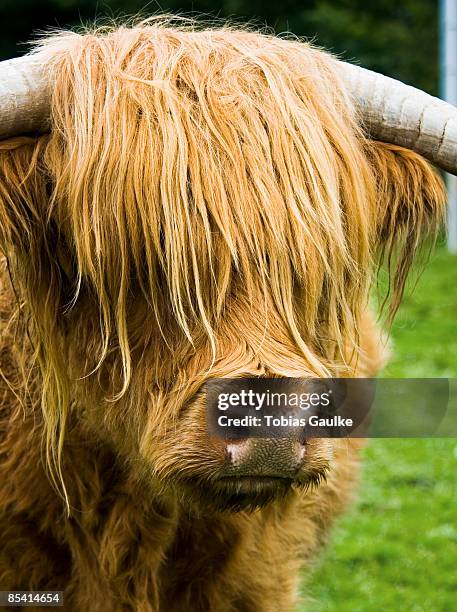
[0,53,50,140]
[340,61,457,175]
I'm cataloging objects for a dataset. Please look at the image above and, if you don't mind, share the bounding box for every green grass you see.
[302,244,457,611]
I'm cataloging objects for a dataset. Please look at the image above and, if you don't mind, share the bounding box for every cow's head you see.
[0,22,446,512]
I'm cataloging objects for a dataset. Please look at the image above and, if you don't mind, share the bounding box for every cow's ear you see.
[0,135,75,310]
[366,141,446,320]
[0,136,49,256]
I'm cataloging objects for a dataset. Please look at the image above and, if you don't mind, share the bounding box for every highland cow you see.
[0,19,451,611]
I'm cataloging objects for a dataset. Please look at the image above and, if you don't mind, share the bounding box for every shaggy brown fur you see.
[0,20,445,611]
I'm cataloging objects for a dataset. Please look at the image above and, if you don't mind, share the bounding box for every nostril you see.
[299,431,308,446]
[226,439,250,465]
[297,441,306,464]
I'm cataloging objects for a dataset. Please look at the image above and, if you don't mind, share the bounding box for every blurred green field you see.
[303,244,457,611]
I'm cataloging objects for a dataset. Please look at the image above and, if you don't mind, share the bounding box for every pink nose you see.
[225,438,306,478]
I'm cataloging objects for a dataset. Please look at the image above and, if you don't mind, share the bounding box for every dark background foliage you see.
[1,0,439,94]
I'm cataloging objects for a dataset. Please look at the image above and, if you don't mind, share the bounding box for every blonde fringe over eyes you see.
[0,18,445,502]
[43,20,374,368]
